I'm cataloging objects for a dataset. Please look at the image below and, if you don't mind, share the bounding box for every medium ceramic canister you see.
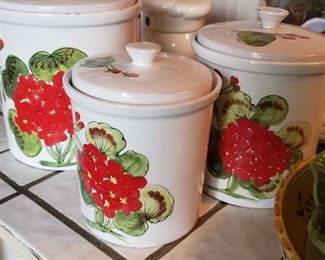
[63,42,222,247]
[192,7,325,208]
[0,0,140,170]
[141,0,212,58]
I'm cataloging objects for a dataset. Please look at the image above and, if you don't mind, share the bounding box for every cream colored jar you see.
[141,0,211,58]
[64,42,222,247]
[192,7,325,208]
[0,0,140,170]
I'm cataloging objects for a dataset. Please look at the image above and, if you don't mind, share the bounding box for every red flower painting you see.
[78,143,147,218]
[13,71,73,146]
[218,118,291,187]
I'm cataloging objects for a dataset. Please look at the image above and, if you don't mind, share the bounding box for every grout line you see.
[23,170,63,189]
[0,192,20,204]
[0,171,126,259]
[145,202,227,260]
[0,148,9,154]
[22,190,127,260]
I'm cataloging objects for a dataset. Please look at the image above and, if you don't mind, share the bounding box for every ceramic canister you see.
[141,0,212,58]
[0,0,140,170]
[192,7,325,208]
[63,42,222,247]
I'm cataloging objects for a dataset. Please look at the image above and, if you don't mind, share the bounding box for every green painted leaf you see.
[29,47,87,82]
[140,185,174,224]
[86,218,124,239]
[8,109,42,157]
[95,208,105,225]
[79,177,95,207]
[236,31,276,47]
[252,95,288,125]
[80,56,115,68]
[114,212,148,236]
[2,56,29,98]
[243,174,282,199]
[118,151,149,177]
[215,91,254,129]
[86,122,126,159]
[277,121,312,150]
[227,175,239,193]
[288,149,303,168]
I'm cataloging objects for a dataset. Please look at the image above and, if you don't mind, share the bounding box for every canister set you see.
[0,0,324,248]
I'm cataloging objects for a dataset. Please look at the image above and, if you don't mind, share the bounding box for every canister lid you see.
[196,7,325,63]
[0,0,135,13]
[70,42,212,105]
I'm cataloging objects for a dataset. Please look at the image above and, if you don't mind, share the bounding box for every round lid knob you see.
[125,42,161,65]
[256,7,289,29]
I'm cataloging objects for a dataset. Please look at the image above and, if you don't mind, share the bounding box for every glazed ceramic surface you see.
[308,151,325,257]
[0,0,140,170]
[63,42,222,247]
[141,0,212,58]
[274,157,324,260]
[192,7,325,208]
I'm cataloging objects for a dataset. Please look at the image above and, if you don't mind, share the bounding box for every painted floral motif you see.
[2,47,87,167]
[78,122,174,239]
[80,56,139,77]
[207,76,311,199]
[236,31,310,47]
[0,39,4,51]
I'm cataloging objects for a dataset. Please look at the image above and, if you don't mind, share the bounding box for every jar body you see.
[64,71,222,247]
[194,56,325,208]
[0,5,140,170]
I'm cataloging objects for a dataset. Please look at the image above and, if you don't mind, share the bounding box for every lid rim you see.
[63,70,222,118]
[192,33,325,75]
[195,21,325,65]
[0,0,136,14]
[0,2,141,27]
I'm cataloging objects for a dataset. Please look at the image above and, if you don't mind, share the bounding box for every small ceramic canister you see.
[63,42,222,247]
[0,0,140,170]
[141,0,211,58]
[192,7,325,208]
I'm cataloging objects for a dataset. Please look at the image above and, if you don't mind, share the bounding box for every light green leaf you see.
[86,122,126,158]
[29,47,87,82]
[243,174,282,199]
[236,31,276,47]
[8,109,42,157]
[80,56,115,68]
[227,175,239,193]
[2,56,29,98]
[79,177,95,207]
[118,151,149,177]
[140,185,174,224]
[277,121,312,150]
[252,95,288,125]
[288,149,303,169]
[95,208,105,225]
[114,212,148,236]
[215,91,254,129]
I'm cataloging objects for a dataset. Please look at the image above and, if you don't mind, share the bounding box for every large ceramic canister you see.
[0,0,140,170]
[141,0,211,58]
[192,7,325,208]
[63,42,222,247]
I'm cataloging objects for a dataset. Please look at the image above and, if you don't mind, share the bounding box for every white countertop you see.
[0,109,283,260]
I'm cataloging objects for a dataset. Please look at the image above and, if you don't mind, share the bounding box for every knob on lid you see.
[71,42,213,105]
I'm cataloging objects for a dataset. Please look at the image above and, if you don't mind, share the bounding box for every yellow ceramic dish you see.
[274,160,324,260]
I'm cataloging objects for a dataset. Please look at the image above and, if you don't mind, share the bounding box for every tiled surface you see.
[0,195,111,260]
[162,206,282,260]
[0,179,15,200]
[0,110,287,260]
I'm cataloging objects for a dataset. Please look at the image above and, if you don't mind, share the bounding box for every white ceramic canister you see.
[192,7,325,208]
[63,42,222,247]
[0,0,140,170]
[141,0,211,58]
